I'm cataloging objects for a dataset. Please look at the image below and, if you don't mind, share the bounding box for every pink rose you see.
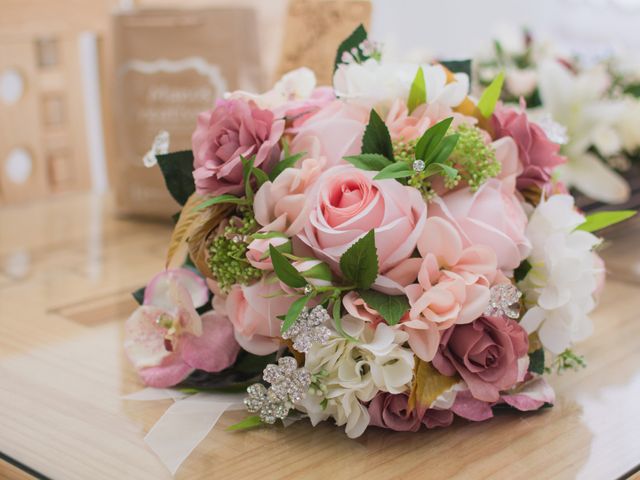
[368,392,454,432]
[402,217,498,362]
[192,99,285,196]
[342,291,386,326]
[433,315,529,402]
[124,269,240,387]
[429,178,531,272]
[254,157,325,236]
[492,102,566,193]
[289,100,369,168]
[245,235,290,271]
[297,165,427,293]
[226,276,292,355]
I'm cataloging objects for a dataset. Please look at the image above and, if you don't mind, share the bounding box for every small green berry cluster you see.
[546,348,586,375]
[208,208,262,292]
[393,139,418,163]
[448,123,501,191]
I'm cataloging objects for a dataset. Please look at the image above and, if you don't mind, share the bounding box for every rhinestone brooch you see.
[484,284,522,319]
[244,357,311,424]
[282,305,331,353]
[412,159,426,172]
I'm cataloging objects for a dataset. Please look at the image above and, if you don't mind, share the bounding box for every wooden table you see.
[1,193,639,480]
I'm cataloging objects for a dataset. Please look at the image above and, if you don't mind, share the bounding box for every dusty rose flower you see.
[433,315,529,402]
[192,99,285,196]
[492,102,566,193]
[368,392,454,432]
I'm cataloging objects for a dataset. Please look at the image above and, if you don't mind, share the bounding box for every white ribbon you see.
[124,389,245,475]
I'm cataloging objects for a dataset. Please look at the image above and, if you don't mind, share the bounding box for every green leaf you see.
[424,162,458,180]
[299,262,333,282]
[428,133,459,166]
[372,162,413,181]
[358,289,409,326]
[194,194,247,211]
[362,109,395,161]
[251,231,289,240]
[514,260,532,282]
[227,415,263,431]
[132,286,145,305]
[269,245,307,288]
[477,71,505,118]
[415,117,453,161]
[576,210,636,233]
[407,66,426,113]
[252,167,269,187]
[528,348,545,375]
[156,150,195,206]
[344,153,393,171]
[334,23,368,72]
[281,295,312,333]
[332,296,358,342]
[269,152,305,181]
[440,59,472,84]
[339,230,378,289]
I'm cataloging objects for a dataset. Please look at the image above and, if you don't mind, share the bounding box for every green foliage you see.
[282,295,312,333]
[344,153,393,171]
[227,415,263,431]
[132,286,145,305]
[528,348,545,375]
[362,109,395,161]
[440,59,472,85]
[577,210,636,233]
[195,194,247,211]
[407,66,426,113]
[269,152,305,181]
[333,23,368,72]
[339,230,378,289]
[546,348,586,374]
[372,162,414,181]
[477,71,505,117]
[358,289,409,326]
[269,245,307,289]
[514,260,532,282]
[415,117,453,162]
[157,150,196,206]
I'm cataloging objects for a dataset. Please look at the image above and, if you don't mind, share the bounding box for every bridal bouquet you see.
[475,28,640,205]
[126,25,634,440]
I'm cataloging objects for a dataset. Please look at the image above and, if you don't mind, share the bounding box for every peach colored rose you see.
[254,157,325,236]
[192,99,284,196]
[245,235,290,271]
[342,291,386,326]
[289,100,369,168]
[296,165,427,293]
[429,178,531,272]
[225,276,292,355]
[385,99,432,142]
[401,217,499,362]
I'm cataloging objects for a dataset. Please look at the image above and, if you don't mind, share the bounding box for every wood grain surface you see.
[1,193,639,480]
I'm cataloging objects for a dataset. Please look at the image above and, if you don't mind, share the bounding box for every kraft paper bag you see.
[112,7,265,218]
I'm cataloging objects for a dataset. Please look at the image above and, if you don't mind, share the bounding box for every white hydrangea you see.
[296,316,414,438]
[518,195,602,354]
[333,59,468,110]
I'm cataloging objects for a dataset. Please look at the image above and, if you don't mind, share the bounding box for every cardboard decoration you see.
[111,7,265,218]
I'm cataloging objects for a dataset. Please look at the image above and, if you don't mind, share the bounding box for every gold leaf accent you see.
[166,193,205,269]
[407,358,459,417]
[186,203,235,278]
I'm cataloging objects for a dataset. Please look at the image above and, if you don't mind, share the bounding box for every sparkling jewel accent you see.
[281,305,331,353]
[535,114,569,145]
[303,284,314,295]
[244,357,311,424]
[412,159,426,172]
[484,284,522,319]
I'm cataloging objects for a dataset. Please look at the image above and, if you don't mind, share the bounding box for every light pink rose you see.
[289,100,369,168]
[492,102,566,193]
[254,157,325,236]
[429,178,531,272]
[245,235,290,271]
[342,291,386,326]
[192,99,285,196]
[402,217,498,362]
[433,315,529,402]
[124,269,240,387]
[226,276,292,355]
[296,165,427,293]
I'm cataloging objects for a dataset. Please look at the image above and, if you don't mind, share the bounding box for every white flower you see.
[225,67,317,109]
[296,316,414,438]
[505,68,538,98]
[333,59,468,110]
[536,61,629,204]
[518,195,602,354]
[615,98,640,152]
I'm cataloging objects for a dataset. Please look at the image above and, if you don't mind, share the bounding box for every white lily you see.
[536,61,630,203]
